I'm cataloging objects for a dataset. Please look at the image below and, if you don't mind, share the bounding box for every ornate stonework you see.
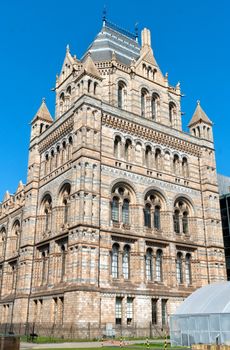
[0,20,226,338]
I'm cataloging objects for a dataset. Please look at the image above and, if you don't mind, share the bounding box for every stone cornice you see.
[102,113,202,156]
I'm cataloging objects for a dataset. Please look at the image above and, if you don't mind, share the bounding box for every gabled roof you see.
[188,101,213,127]
[31,99,53,124]
[82,53,102,79]
[82,22,140,66]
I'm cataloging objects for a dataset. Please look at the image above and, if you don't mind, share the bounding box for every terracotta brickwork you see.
[0,21,226,336]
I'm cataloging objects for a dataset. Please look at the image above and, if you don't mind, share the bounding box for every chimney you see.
[141,28,151,48]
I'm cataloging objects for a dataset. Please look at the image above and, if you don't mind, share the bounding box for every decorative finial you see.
[102,5,107,26]
[135,22,139,42]
[197,100,200,105]
[165,72,168,78]
[66,44,70,53]
[42,97,46,103]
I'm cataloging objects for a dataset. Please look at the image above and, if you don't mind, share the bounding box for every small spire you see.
[42,97,46,103]
[102,6,107,26]
[66,44,70,53]
[197,100,200,105]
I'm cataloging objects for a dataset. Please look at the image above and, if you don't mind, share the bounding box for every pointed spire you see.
[16,180,24,193]
[3,191,10,202]
[188,101,213,127]
[66,44,70,53]
[31,98,53,124]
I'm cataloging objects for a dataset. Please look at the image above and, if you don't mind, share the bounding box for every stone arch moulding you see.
[172,194,196,215]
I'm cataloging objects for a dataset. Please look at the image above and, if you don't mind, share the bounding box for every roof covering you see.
[188,101,212,127]
[175,282,230,315]
[31,99,53,124]
[82,22,140,66]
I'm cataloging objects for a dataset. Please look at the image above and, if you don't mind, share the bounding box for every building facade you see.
[218,174,230,281]
[0,20,226,337]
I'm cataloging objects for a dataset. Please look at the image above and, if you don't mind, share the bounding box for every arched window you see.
[173,154,180,175]
[11,220,20,254]
[62,141,67,164]
[66,86,71,95]
[56,145,60,168]
[173,210,180,233]
[141,89,148,117]
[0,227,6,258]
[111,243,119,278]
[111,186,132,226]
[169,102,176,125]
[114,136,122,158]
[173,199,191,235]
[145,146,152,168]
[67,136,73,161]
[155,149,162,170]
[59,183,71,226]
[185,253,192,285]
[146,248,153,281]
[94,82,98,95]
[144,192,162,230]
[41,195,52,233]
[182,157,189,177]
[156,250,163,282]
[151,93,159,120]
[182,212,189,234]
[118,81,126,109]
[88,80,92,93]
[122,245,130,279]
[111,197,119,222]
[144,204,151,228]
[45,153,49,175]
[124,139,132,162]
[122,199,130,225]
[176,252,183,284]
[154,206,161,230]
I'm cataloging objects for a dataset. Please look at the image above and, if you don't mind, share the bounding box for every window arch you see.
[156,249,163,282]
[173,199,191,235]
[111,243,119,278]
[124,139,132,162]
[118,81,127,109]
[141,88,148,117]
[173,154,180,175]
[182,157,189,177]
[11,220,20,254]
[144,192,162,230]
[41,194,52,233]
[176,252,183,284]
[146,248,153,281]
[114,135,122,158]
[169,102,176,125]
[155,148,162,170]
[58,183,71,226]
[111,184,133,226]
[145,145,152,168]
[185,253,192,285]
[151,93,159,120]
[122,245,130,279]
[0,227,6,258]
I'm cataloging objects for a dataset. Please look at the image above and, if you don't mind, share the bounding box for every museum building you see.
[0,19,226,336]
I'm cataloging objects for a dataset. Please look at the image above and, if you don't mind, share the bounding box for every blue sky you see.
[0,0,229,199]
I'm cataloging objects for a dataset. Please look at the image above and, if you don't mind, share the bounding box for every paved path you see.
[20,339,167,349]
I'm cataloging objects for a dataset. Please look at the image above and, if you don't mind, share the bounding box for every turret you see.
[30,98,53,140]
[189,101,213,141]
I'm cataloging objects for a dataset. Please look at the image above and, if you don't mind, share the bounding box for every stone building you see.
[0,19,226,337]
